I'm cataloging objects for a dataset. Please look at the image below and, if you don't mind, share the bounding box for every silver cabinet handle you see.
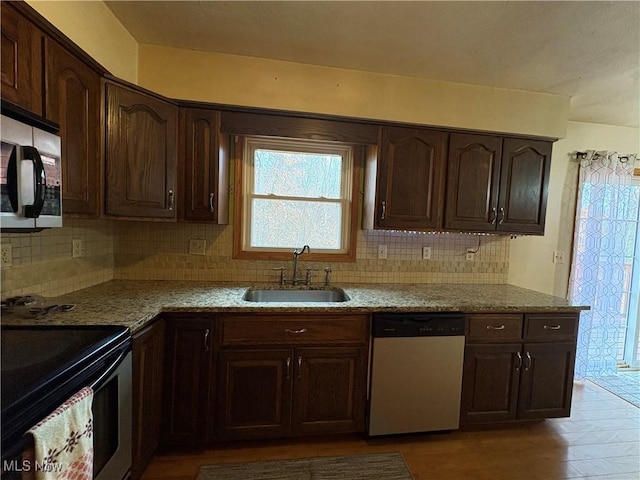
[168,189,175,211]
[486,325,505,330]
[209,192,215,213]
[490,207,497,224]
[203,328,210,352]
[498,207,505,224]
[285,328,308,334]
[524,351,532,371]
[544,325,561,330]
[380,201,386,220]
[516,351,522,371]
[297,356,303,378]
[286,357,291,379]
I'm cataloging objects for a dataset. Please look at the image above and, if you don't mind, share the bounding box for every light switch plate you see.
[422,246,431,260]
[377,244,388,259]
[1,244,12,266]
[189,239,206,255]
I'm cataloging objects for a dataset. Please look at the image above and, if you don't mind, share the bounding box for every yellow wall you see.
[138,44,570,139]
[509,121,640,297]
[25,0,138,83]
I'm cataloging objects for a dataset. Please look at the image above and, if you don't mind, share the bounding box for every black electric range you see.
[0,324,131,461]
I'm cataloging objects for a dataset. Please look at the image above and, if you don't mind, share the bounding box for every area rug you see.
[196,452,413,480]
[588,371,640,408]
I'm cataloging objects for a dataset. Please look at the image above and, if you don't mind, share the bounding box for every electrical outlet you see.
[189,238,206,255]
[422,246,431,260]
[466,249,475,261]
[377,244,388,259]
[552,250,566,264]
[72,239,83,258]
[1,244,12,266]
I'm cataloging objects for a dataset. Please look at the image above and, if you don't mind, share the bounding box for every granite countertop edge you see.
[1,280,590,333]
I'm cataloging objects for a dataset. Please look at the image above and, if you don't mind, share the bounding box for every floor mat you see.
[587,371,640,408]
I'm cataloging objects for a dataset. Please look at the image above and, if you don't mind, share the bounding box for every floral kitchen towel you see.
[27,387,93,480]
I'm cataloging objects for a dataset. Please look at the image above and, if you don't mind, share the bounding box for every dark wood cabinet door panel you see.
[216,349,293,440]
[45,39,101,215]
[181,108,221,221]
[376,127,447,230]
[498,138,551,234]
[445,133,502,231]
[460,343,521,424]
[292,347,366,435]
[106,83,177,218]
[132,320,164,480]
[517,342,576,420]
[1,2,43,116]
[162,319,213,448]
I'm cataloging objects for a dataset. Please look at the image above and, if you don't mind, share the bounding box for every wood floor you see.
[141,381,640,480]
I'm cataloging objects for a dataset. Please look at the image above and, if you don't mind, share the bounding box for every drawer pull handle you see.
[544,325,561,330]
[486,325,505,330]
[516,351,522,371]
[285,328,308,334]
[286,357,291,379]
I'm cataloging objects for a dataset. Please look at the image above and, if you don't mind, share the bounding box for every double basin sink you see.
[243,287,350,303]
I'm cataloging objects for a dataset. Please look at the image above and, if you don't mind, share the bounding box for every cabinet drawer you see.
[524,314,579,341]
[467,314,523,342]
[220,314,369,346]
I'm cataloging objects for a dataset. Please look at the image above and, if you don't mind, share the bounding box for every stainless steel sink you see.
[242,287,350,303]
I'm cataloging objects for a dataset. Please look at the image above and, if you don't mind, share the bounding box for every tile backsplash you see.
[1,219,509,297]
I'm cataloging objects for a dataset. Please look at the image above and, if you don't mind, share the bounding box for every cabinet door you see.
[132,320,164,480]
[445,133,502,232]
[292,347,367,435]
[376,127,448,230]
[45,39,101,216]
[105,83,177,218]
[162,318,213,448]
[216,349,293,440]
[517,342,576,420]
[1,2,43,116]
[497,138,552,234]
[460,344,521,424]
[181,108,227,222]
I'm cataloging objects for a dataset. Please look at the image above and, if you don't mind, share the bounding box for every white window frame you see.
[235,135,357,260]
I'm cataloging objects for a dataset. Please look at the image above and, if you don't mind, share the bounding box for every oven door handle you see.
[90,348,130,391]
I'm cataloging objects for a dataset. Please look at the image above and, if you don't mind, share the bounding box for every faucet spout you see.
[292,245,311,284]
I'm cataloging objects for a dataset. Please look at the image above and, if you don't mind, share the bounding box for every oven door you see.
[93,351,132,480]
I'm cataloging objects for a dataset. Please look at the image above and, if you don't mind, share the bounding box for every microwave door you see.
[0,143,36,229]
[0,116,36,229]
[33,127,62,228]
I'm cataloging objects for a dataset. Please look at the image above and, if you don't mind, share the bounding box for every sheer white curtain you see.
[569,152,640,379]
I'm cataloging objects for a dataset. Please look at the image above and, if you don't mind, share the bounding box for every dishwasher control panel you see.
[372,313,465,337]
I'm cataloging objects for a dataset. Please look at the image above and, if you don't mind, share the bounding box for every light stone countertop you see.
[1,281,589,333]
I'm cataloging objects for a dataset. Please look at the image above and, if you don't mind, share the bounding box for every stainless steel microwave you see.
[0,115,62,230]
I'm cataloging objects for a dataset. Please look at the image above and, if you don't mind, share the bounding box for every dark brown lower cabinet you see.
[461,342,576,424]
[216,346,367,440]
[132,319,165,480]
[161,317,215,448]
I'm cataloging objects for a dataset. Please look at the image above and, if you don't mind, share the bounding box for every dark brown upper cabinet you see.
[105,82,178,219]
[445,134,551,235]
[1,2,44,116]
[366,126,448,231]
[179,107,228,223]
[45,39,102,216]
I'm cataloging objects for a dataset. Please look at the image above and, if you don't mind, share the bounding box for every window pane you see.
[254,149,342,198]
[251,198,342,249]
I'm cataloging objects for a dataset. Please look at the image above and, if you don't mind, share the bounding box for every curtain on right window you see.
[569,152,640,379]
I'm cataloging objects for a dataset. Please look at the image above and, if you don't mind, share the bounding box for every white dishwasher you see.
[368,312,466,436]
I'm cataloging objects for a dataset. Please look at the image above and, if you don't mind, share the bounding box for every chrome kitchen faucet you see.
[292,245,310,285]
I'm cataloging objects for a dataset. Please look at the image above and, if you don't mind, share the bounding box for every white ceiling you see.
[105,1,640,128]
